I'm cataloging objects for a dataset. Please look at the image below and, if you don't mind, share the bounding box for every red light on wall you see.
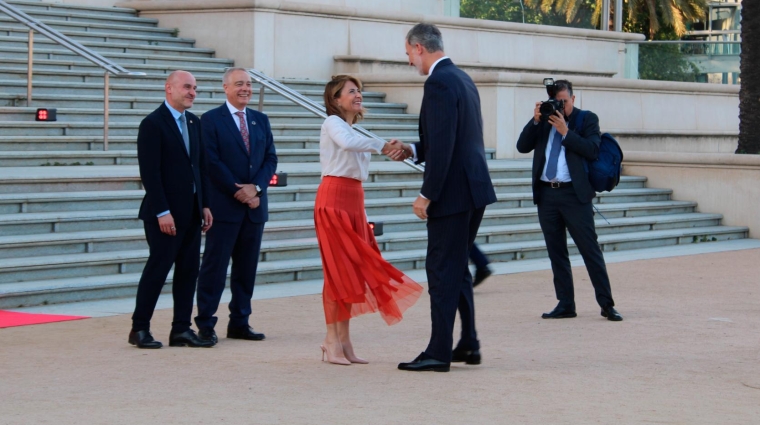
[368,221,383,236]
[35,108,57,121]
[270,172,287,187]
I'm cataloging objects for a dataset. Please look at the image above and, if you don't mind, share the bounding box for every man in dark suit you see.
[130,70,214,349]
[393,24,497,372]
[194,67,278,344]
[516,79,623,322]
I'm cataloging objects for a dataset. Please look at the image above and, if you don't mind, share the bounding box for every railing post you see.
[103,71,109,151]
[27,29,33,106]
[258,85,265,112]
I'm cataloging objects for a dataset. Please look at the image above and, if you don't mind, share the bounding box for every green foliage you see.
[638,43,699,82]
[460,0,596,28]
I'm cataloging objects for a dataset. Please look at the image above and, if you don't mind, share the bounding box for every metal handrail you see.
[246,68,425,173]
[0,0,146,150]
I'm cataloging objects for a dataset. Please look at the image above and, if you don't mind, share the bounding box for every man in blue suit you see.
[194,67,278,344]
[394,24,497,372]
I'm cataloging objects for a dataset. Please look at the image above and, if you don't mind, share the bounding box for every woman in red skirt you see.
[315,75,423,365]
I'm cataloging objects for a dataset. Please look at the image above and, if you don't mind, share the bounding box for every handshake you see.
[381,140,413,161]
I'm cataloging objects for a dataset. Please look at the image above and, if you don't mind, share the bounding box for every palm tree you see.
[525,0,706,38]
[737,0,758,154]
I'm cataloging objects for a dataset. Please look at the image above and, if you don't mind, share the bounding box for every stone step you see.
[0,145,499,166]
[1,172,599,215]
[0,80,384,102]
[0,92,407,115]
[0,162,532,193]
[0,57,243,78]
[0,121,418,138]
[0,107,419,125]
[0,24,198,49]
[0,212,724,261]
[0,15,179,37]
[0,225,747,306]
[0,199,697,238]
[7,0,146,19]
[7,0,144,19]
[0,134,419,151]
[0,35,216,58]
[0,46,233,68]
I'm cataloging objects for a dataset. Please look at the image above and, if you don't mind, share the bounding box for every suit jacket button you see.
[249,165,252,169]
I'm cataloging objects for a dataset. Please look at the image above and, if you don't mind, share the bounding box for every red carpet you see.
[0,310,89,328]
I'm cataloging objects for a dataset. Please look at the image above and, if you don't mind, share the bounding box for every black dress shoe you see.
[169,329,214,347]
[601,306,623,321]
[398,352,450,372]
[198,328,218,344]
[473,266,493,287]
[542,304,577,319]
[128,329,162,349]
[227,326,265,341]
[452,348,481,365]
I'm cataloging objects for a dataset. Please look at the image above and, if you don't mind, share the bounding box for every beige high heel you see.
[320,344,351,365]
[342,344,369,364]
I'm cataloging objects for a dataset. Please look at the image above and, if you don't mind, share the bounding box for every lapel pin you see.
[189,120,193,124]
[251,121,256,126]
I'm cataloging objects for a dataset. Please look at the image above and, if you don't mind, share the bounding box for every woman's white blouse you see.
[320,115,385,181]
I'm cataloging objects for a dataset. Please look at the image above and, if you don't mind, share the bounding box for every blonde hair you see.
[323,75,366,124]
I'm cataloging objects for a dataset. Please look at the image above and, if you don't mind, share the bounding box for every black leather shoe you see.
[227,326,265,341]
[169,329,214,347]
[601,306,623,321]
[198,328,218,344]
[398,352,450,372]
[128,329,162,349]
[452,348,481,365]
[542,304,577,319]
[473,266,493,287]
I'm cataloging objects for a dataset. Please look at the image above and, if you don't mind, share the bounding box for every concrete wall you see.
[623,152,760,238]
[115,0,643,80]
[53,0,444,13]
[358,72,739,159]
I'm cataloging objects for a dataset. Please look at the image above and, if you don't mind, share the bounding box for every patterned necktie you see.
[235,111,250,154]
[178,114,190,155]
[544,130,564,180]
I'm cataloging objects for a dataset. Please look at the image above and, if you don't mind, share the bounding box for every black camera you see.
[539,78,565,122]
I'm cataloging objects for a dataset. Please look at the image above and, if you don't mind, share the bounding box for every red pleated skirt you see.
[314,176,423,325]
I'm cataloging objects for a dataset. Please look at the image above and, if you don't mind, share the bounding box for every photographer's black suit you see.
[413,59,497,362]
[516,107,614,310]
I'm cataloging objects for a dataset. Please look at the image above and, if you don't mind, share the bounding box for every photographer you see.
[516,79,623,322]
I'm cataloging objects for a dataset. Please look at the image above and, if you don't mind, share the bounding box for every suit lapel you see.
[159,103,190,160]
[220,105,250,156]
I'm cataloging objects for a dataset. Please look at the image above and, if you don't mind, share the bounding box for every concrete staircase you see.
[0,0,749,308]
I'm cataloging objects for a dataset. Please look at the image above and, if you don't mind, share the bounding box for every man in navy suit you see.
[130,70,214,349]
[394,24,497,372]
[194,67,278,344]
[516,80,622,322]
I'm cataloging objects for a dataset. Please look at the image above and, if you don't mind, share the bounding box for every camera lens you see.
[539,101,555,116]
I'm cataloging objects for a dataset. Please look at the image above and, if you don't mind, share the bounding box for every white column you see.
[601,0,611,31]
[614,0,623,31]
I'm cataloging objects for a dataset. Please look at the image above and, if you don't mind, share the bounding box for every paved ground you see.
[1,248,759,425]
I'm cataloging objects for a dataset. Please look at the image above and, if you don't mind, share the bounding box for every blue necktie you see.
[545,130,563,180]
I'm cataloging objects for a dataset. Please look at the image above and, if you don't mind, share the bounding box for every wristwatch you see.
[255,184,262,197]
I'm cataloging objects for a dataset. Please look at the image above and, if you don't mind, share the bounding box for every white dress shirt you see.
[320,115,385,181]
[157,101,187,218]
[540,124,571,183]
[226,100,246,127]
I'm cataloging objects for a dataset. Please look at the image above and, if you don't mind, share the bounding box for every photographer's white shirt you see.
[540,125,571,183]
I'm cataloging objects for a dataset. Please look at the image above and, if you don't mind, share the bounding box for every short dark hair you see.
[554,79,573,96]
[323,75,366,124]
[406,23,444,53]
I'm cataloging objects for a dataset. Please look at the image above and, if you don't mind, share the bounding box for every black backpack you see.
[573,110,623,192]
